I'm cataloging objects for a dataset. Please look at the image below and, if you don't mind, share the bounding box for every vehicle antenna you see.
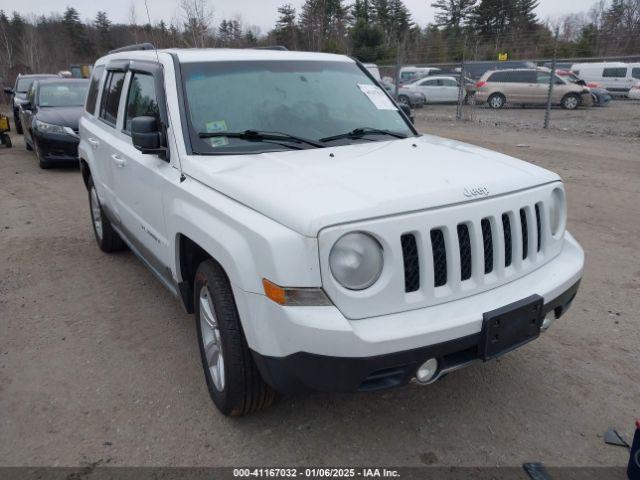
[143,0,186,183]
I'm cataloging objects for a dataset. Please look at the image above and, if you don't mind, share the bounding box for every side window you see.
[85,66,105,115]
[99,71,126,127]
[632,68,640,80]
[420,79,436,86]
[512,71,535,83]
[602,67,627,78]
[27,83,36,105]
[537,73,550,84]
[124,72,159,132]
[442,78,457,87]
[488,71,507,82]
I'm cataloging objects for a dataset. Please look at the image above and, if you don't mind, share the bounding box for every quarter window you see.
[603,67,627,78]
[124,73,159,132]
[85,66,105,115]
[99,71,125,127]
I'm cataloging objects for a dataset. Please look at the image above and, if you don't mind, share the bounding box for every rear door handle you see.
[87,137,100,149]
[111,154,126,168]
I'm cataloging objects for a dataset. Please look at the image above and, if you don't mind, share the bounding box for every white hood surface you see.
[183,134,560,237]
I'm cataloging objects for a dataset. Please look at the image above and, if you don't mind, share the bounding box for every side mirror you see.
[3,87,14,95]
[21,102,32,111]
[131,116,167,159]
[399,103,414,124]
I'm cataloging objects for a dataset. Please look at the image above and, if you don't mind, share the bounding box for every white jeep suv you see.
[79,45,584,416]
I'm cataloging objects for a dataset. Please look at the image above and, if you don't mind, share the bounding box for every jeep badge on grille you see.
[463,186,490,198]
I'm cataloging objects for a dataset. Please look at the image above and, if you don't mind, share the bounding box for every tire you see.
[194,259,276,416]
[591,93,599,106]
[488,93,505,109]
[87,176,126,252]
[14,111,23,135]
[25,139,33,151]
[34,142,50,169]
[561,93,580,110]
[398,95,411,107]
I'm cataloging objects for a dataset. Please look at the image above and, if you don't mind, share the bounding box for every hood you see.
[36,106,83,131]
[183,135,560,237]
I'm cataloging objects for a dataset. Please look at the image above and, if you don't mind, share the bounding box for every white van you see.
[399,66,441,84]
[570,62,639,95]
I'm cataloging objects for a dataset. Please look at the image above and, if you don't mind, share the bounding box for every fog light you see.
[415,358,439,383]
[541,311,556,331]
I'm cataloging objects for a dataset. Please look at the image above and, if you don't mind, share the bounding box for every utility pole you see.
[456,36,467,121]
[394,39,400,101]
[544,27,560,129]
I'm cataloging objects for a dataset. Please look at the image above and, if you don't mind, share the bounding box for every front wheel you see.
[398,95,411,107]
[488,93,505,109]
[195,259,276,416]
[561,94,580,110]
[14,112,23,135]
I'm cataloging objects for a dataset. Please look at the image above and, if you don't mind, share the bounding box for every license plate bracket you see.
[479,295,543,361]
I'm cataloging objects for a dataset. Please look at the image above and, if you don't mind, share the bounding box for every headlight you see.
[329,232,383,290]
[549,187,566,236]
[35,119,71,135]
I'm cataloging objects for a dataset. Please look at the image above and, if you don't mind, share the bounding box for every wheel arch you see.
[79,158,91,190]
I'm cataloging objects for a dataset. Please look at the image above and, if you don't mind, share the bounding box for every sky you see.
[1,0,593,34]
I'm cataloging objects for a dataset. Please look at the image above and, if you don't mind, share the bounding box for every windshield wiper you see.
[320,127,408,143]
[198,129,324,149]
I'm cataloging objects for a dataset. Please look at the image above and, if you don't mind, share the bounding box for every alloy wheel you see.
[199,286,225,392]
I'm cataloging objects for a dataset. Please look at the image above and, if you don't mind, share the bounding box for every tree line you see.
[1,0,639,85]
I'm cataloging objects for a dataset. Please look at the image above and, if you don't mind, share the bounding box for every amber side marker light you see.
[262,279,333,306]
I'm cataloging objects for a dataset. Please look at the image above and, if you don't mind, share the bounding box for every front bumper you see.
[241,233,584,393]
[252,279,579,393]
[33,131,79,162]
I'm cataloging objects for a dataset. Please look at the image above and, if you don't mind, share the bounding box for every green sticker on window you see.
[205,120,228,133]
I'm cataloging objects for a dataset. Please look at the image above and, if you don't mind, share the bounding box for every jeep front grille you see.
[403,203,547,292]
[318,183,565,320]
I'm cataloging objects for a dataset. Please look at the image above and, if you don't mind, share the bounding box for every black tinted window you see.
[632,68,640,80]
[85,66,104,115]
[99,71,125,126]
[124,73,159,132]
[603,67,627,78]
[487,71,507,82]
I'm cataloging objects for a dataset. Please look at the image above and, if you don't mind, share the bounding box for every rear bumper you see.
[253,279,580,394]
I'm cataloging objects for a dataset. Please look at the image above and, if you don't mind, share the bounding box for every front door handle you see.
[111,153,126,168]
[87,137,100,149]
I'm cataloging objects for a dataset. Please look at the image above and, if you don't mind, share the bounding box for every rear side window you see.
[124,72,159,132]
[85,66,105,115]
[632,68,640,80]
[603,67,627,78]
[99,71,126,126]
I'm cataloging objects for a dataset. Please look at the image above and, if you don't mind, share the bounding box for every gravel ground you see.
[0,111,639,469]
[415,99,640,138]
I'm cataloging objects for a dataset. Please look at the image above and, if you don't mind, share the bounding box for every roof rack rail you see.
[254,45,288,51]
[108,43,156,54]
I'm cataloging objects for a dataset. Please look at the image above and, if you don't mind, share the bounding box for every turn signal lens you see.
[263,279,286,305]
[262,279,332,306]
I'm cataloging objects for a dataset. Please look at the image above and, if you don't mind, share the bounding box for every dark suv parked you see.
[4,74,58,134]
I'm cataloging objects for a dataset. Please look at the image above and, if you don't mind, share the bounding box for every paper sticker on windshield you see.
[205,120,228,133]
[358,84,397,110]
[208,137,229,148]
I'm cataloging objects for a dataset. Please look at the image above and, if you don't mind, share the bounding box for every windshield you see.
[38,82,88,107]
[16,78,36,93]
[181,60,413,154]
